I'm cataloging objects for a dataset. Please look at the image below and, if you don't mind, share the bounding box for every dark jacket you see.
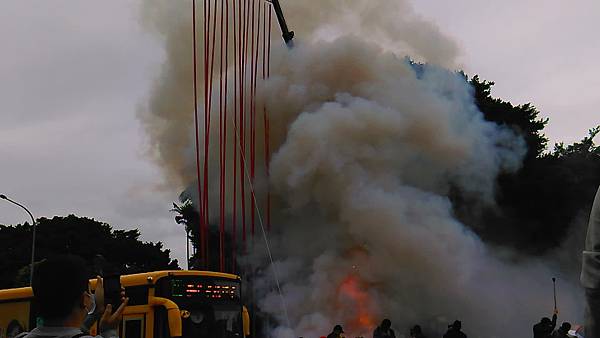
[551,330,569,338]
[443,328,467,338]
[533,315,557,338]
[373,326,396,338]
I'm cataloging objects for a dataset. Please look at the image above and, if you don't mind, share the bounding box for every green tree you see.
[458,76,600,253]
[171,199,199,268]
[0,215,179,288]
[470,75,549,162]
[171,200,235,272]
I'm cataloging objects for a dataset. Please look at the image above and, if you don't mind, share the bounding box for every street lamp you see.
[0,194,37,285]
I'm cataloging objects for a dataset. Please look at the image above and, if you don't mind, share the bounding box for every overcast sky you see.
[1,1,598,265]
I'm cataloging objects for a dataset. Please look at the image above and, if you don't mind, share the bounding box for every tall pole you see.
[552,277,557,311]
[186,229,190,270]
[1,194,37,285]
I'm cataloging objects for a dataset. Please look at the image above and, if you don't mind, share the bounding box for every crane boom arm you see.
[270,0,294,46]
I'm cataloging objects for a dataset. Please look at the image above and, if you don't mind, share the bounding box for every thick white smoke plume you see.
[138,0,460,188]
[139,1,583,337]
[249,38,581,337]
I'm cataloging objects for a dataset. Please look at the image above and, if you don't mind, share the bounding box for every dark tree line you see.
[0,215,178,288]
[458,76,600,254]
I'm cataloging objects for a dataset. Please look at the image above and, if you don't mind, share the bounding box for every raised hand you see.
[99,297,129,331]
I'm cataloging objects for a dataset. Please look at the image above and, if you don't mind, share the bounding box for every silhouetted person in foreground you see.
[327,324,344,338]
[533,312,558,338]
[582,185,600,338]
[18,255,128,338]
[373,319,395,338]
[443,320,466,338]
[409,325,426,338]
[551,322,571,338]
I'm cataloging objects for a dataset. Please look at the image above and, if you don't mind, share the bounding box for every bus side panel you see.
[0,301,30,338]
[145,309,154,338]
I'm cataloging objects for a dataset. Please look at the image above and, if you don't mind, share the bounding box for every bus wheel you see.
[6,320,24,338]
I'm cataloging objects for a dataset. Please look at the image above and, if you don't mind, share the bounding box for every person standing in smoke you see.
[443,320,467,338]
[327,325,345,338]
[409,325,426,338]
[582,185,600,338]
[533,312,558,338]
[373,319,396,338]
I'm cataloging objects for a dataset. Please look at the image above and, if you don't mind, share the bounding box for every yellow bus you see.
[0,270,250,338]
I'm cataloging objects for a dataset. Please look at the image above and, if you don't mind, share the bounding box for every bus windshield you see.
[156,275,243,338]
[182,304,242,338]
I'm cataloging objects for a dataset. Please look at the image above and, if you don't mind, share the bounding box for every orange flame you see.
[336,274,376,335]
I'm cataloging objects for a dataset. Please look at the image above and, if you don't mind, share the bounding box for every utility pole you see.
[1,194,37,285]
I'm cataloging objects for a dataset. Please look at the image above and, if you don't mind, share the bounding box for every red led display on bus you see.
[170,278,240,301]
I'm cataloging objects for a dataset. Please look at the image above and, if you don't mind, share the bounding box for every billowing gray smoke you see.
[139,1,582,337]
[249,39,581,337]
[138,0,460,189]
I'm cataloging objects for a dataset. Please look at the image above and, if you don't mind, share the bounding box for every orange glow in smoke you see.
[337,274,376,333]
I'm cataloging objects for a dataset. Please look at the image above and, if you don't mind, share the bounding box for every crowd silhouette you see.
[320,312,578,338]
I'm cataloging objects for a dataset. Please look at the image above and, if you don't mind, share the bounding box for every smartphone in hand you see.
[103,275,122,308]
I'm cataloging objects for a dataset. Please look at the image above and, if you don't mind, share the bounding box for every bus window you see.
[214,307,242,335]
[181,305,241,338]
[123,316,144,338]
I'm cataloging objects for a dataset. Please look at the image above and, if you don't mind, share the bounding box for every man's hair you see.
[560,322,571,332]
[449,320,461,329]
[32,255,90,320]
